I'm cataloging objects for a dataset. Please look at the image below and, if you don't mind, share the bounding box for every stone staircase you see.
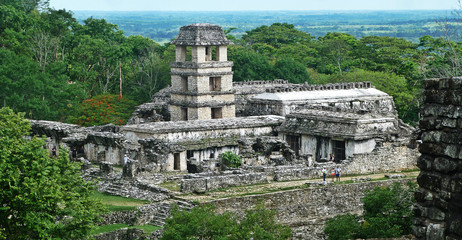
[137,200,194,227]
[97,178,171,202]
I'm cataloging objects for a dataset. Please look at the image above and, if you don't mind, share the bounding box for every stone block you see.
[449,211,462,236]
[423,78,440,90]
[448,77,462,90]
[424,89,447,104]
[417,172,442,192]
[434,157,459,173]
[412,225,427,238]
[419,142,445,157]
[421,131,441,143]
[449,178,462,194]
[444,144,460,159]
[428,207,446,221]
[442,118,458,128]
[426,223,445,240]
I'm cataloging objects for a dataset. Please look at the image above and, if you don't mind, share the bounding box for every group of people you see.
[321,153,341,182]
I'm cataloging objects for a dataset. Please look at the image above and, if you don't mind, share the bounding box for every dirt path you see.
[175,171,419,203]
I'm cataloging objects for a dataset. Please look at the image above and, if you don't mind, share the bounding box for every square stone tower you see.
[169,23,235,121]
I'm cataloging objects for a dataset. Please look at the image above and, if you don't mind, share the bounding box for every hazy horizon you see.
[49,0,458,11]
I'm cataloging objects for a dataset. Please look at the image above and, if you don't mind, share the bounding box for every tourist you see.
[335,165,341,182]
[124,154,129,165]
[71,147,77,161]
[329,153,335,162]
[51,146,57,158]
[331,167,335,182]
[322,167,327,181]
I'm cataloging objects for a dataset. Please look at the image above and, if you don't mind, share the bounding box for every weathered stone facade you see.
[413,77,462,240]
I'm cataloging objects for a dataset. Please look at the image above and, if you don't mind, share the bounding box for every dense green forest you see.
[1,0,462,126]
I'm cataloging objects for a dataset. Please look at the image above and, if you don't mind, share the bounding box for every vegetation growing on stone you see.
[324,181,417,240]
[161,203,292,240]
[221,151,242,168]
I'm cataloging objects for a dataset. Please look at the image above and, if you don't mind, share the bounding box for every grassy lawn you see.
[93,224,161,235]
[91,191,150,211]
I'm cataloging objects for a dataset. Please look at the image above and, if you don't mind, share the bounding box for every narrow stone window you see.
[174,153,180,170]
[187,150,194,159]
[286,135,300,156]
[209,77,221,91]
[186,46,192,61]
[181,76,188,91]
[205,46,217,61]
[211,107,222,119]
[181,107,188,121]
[332,140,346,162]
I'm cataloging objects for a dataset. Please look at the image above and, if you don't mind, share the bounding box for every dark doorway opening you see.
[333,140,346,162]
[174,153,181,170]
[286,135,300,156]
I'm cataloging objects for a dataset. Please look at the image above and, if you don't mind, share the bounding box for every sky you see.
[48,0,458,11]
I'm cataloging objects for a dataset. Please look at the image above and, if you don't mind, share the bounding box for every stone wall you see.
[207,178,414,240]
[272,144,418,182]
[413,77,462,240]
[181,172,269,193]
[343,142,419,175]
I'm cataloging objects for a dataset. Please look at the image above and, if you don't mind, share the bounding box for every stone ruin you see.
[413,77,462,240]
[25,23,426,240]
[29,23,419,198]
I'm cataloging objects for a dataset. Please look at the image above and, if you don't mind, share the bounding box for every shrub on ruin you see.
[221,151,242,168]
[161,203,292,240]
[323,181,417,240]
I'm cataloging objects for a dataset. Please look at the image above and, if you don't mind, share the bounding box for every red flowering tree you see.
[72,94,136,126]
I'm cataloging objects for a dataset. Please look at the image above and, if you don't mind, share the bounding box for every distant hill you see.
[72,10,455,43]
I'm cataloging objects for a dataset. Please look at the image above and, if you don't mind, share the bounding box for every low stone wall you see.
[181,172,269,193]
[94,228,162,240]
[274,167,321,181]
[207,178,415,240]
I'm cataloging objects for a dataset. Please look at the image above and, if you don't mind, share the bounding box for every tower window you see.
[181,76,188,91]
[181,107,188,121]
[209,77,221,91]
[205,46,217,61]
[211,107,222,119]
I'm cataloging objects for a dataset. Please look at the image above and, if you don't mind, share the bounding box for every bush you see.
[221,151,242,168]
[324,181,417,240]
[161,203,292,240]
[324,214,361,240]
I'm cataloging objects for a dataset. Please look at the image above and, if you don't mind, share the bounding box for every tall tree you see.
[0,107,104,239]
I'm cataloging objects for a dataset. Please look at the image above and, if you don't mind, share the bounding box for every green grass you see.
[159,181,181,192]
[93,224,161,235]
[91,191,150,211]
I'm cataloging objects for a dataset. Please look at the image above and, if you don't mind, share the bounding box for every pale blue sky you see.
[49,0,458,11]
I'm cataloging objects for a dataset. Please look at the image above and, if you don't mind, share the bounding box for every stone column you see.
[413,77,462,240]
[123,160,139,178]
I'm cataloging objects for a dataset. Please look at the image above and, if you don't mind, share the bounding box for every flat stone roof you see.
[289,109,396,122]
[170,23,232,46]
[122,115,284,134]
[252,88,389,102]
